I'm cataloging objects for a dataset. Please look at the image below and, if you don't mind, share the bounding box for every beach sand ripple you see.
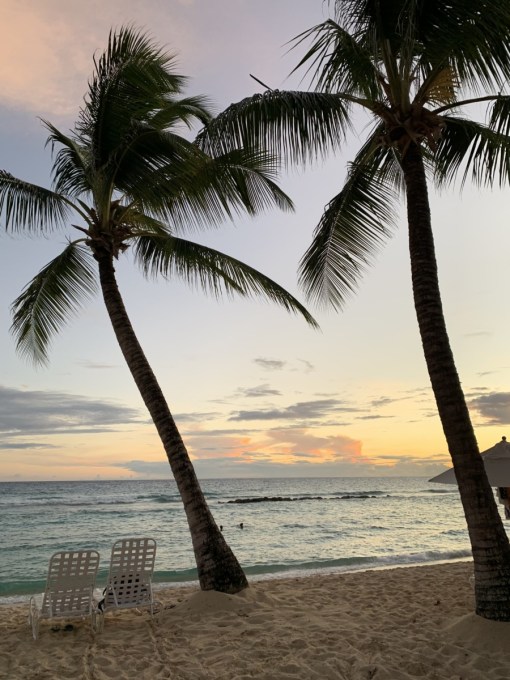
[1,562,509,680]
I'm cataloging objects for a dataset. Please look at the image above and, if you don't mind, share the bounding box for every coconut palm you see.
[198,0,510,616]
[0,27,318,594]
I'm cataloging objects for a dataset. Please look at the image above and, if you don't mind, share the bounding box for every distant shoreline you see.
[0,554,472,605]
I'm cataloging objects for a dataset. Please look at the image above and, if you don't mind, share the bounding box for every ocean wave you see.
[2,499,138,509]
[239,549,472,579]
[136,494,180,503]
[423,488,458,494]
[331,490,388,497]
[0,549,473,605]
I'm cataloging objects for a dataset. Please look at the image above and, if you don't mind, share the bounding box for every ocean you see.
[0,476,484,603]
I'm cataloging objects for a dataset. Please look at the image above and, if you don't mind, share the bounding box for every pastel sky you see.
[1,0,510,481]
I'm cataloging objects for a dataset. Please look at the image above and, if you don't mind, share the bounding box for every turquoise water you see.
[0,477,485,602]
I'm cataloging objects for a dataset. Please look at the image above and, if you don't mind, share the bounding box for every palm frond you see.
[43,120,92,199]
[163,147,294,229]
[197,90,351,165]
[128,145,293,231]
[299,143,399,310]
[414,0,510,93]
[333,0,510,89]
[133,234,318,328]
[0,171,72,233]
[10,242,97,365]
[415,66,459,107]
[78,26,203,173]
[109,126,195,200]
[290,18,382,100]
[489,95,510,137]
[121,211,171,237]
[151,95,213,130]
[434,116,510,188]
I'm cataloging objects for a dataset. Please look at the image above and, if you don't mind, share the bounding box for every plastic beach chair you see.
[97,537,157,628]
[29,549,100,640]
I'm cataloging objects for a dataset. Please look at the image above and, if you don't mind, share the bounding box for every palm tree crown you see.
[200,0,510,309]
[198,0,510,616]
[0,26,317,594]
[1,27,316,364]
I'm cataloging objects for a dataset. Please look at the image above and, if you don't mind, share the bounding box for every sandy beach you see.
[1,561,509,680]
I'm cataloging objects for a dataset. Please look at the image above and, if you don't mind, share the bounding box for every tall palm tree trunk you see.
[95,249,248,593]
[401,142,510,620]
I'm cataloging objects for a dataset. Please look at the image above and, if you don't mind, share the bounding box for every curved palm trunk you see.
[95,250,248,593]
[401,142,510,620]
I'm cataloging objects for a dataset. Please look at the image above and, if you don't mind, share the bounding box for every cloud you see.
[469,392,510,424]
[112,450,444,480]
[0,441,60,450]
[183,426,366,467]
[238,384,282,398]
[356,414,394,420]
[0,1,194,118]
[254,357,286,371]
[464,331,492,338]
[76,360,119,370]
[370,396,396,408]
[114,459,174,478]
[0,385,142,448]
[175,411,221,423]
[229,398,359,422]
[1,2,96,116]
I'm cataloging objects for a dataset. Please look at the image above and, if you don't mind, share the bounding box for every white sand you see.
[1,561,510,680]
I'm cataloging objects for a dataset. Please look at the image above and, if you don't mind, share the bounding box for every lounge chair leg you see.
[29,597,39,640]
[95,611,105,633]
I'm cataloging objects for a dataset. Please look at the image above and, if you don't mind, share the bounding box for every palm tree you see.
[198,0,510,617]
[0,27,318,594]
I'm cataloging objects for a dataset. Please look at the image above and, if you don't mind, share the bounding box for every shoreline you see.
[2,561,509,679]
[0,554,473,605]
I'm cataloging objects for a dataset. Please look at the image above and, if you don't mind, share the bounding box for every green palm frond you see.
[332,0,510,91]
[10,242,97,365]
[0,171,72,233]
[109,126,195,199]
[133,234,318,328]
[166,147,293,227]
[78,26,200,171]
[489,95,510,137]
[434,116,510,188]
[43,120,92,198]
[133,146,293,231]
[290,18,382,100]
[122,211,171,237]
[151,95,213,130]
[197,90,351,164]
[422,1,510,92]
[299,143,399,310]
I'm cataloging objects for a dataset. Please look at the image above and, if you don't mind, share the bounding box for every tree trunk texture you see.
[95,250,248,593]
[401,142,510,620]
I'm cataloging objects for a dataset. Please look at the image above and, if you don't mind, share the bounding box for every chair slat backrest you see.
[103,538,156,609]
[41,550,100,617]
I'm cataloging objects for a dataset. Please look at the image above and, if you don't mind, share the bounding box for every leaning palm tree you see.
[0,27,318,594]
[198,0,510,616]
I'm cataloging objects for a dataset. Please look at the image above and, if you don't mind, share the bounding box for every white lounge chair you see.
[29,549,100,640]
[97,537,157,628]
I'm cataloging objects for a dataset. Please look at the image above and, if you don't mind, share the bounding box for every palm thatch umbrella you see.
[430,437,510,486]
[430,437,510,518]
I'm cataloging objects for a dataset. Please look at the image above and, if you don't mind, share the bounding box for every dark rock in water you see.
[220,494,378,504]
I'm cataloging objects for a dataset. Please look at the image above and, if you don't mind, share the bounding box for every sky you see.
[1,0,510,481]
